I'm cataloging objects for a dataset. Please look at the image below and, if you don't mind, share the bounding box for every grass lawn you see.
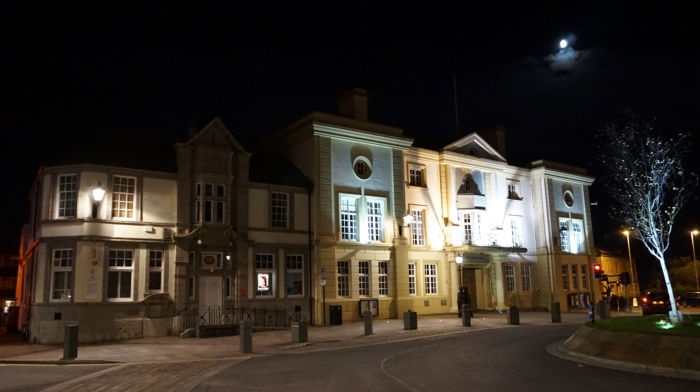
[586,314,700,337]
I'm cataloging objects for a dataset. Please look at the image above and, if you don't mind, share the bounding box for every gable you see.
[186,118,247,153]
[442,132,506,162]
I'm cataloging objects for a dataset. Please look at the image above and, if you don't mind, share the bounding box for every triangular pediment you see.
[443,132,506,162]
[187,118,247,153]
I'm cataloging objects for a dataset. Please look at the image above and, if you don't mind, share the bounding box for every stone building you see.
[15,89,598,343]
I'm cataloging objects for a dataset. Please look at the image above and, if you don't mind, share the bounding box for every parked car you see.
[640,291,671,316]
[677,291,700,307]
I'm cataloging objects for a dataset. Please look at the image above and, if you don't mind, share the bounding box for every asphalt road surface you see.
[1,322,696,391]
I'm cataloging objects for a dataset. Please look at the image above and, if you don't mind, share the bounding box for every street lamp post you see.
[691,230,699,291]
[623,230,635,312]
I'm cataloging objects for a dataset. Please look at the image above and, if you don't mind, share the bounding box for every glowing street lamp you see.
[456,254,464,287]
[691,230,699,291]
[91,182,106,218]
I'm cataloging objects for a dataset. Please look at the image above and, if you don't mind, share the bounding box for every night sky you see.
[2,2,699,274]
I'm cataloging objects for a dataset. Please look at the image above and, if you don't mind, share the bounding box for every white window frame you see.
[378,261,389,296]
[337,260,350,297]
[461,211,484,245]
[410,208,426,246]
[505,264,516,293]
[111,175,137,220]
[408,263,416,295]
[509,215,523,247]
[358,260,370,296]
[424,263,438,295]
[107,249,134,301]
[285,254,304,296]
[51,248,73,301]
[339,194,386,243]
[196,183,225,223]
[507,180,522,200]
[271,192,289,229]
[408,164,426,187]
[559,217,584,254]
[57,174,78,218]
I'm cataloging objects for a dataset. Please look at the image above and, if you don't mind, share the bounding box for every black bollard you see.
[363,311,373,335]
[461,305,471,327]
[240,319,253,353]
[63,324,79,360]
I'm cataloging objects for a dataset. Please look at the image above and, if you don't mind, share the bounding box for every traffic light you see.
[593,263,603,280]
[620,271,630,286]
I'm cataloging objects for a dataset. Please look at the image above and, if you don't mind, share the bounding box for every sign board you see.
[320,279,327,286]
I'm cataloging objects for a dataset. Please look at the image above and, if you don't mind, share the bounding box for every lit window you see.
[255,253,275,297]
[509,215,523,247]
[340,196,358,241]
[462,212,483,245]
[57,174,78,218]
[112,176,136,220]
[425,263,437,295]
[408,263,416,295]
[410,209,425,246]
[366,202,383,242]
[359,260,370,296]
[148,250,163,292]
[339,194,386,243]
[559,218,584,253]
[285,254,304,296]
[378,261,389,296]
[108,249,133,300]
[51,249,73,301]
[337,260,349,297]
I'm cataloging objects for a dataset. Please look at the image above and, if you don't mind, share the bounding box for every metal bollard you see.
[551,301,562,323]
[63,324,79,360]
[508,306,520,325]
[291,321,308,343]
[403,310,417,330]
[363,311,373,335]
[240,319,253,353]
[461,305,471,327]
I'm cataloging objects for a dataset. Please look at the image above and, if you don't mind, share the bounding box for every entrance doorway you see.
[198,276,222,324]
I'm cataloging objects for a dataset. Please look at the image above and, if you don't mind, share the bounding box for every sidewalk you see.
[0,311,579,363]
[1,310,698,381]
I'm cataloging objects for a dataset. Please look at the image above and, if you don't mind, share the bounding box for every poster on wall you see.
[257,272,272,296]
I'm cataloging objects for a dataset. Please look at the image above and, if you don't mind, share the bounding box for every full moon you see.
[559,39,568,49]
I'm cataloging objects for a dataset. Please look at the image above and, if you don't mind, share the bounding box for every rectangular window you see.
[285,254,304,296]
[378,261,388,296]
[462,212,483,245]
[408,263,416,295]
[408,165,426,187]
[358,260,370,296]
[108,249,133,300]
[581,265,589,290]
[366,201,383,242]
[340,196,358,241]
[197,183,225,223]
[509,215,523,247]
[225,277,232,298]
[189,252,195,267]
[255,253,274,297]
[148,250,163,291]
[561,264,569,291]
[337,260,349,297]
[425,263,437,295]
[505,264,516,293]
[507,180,522,200]
[271,192,289,228]
[112,176,136,219]
[572,263,580,290]
[51,248,73,301]
[339,194,386,243]
[521,264,532,292]
[410,209,425,246]
[559,218,585,254]
[57,174,78,218]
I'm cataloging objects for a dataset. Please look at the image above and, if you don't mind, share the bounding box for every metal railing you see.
[179,306,296,331]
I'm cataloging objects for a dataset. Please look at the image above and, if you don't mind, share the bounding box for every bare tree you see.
[596,113,697,323]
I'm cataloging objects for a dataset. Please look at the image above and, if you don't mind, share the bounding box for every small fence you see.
[179,306,298,331]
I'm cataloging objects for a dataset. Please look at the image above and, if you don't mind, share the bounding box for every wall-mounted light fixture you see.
[91,182,106,218]
[399,213,414,237]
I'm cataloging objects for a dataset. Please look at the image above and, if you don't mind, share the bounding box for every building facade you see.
[16,89,599,343]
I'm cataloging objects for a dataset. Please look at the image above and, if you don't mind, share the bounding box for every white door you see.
[199,276,223,324]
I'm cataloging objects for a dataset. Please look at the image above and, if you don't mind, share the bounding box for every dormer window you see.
[507,181,523,200]
[408,164,426,187]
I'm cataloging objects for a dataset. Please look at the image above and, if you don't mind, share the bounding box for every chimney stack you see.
[337,88,368,121]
